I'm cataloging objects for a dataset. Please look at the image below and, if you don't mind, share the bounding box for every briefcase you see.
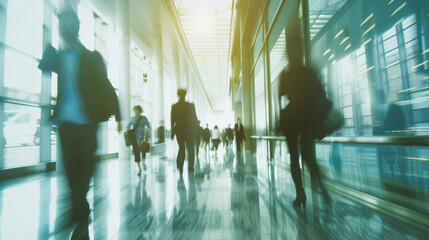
[124,129,135,146]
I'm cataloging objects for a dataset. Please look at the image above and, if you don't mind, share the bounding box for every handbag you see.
[124,116,143,146]
[318,106,344,139]
[140,141,151,153]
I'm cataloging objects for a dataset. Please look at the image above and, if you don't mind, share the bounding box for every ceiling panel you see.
[173,0,233,111]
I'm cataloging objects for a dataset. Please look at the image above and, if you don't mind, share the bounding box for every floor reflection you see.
[0,142,427,239]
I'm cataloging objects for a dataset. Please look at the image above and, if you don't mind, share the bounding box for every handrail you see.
[251,135,429,147]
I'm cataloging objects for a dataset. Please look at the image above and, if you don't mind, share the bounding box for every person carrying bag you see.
[126,105,151,175]
[124,117,142,146]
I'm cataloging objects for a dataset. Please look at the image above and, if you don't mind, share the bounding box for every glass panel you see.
[4,50,42,102]
[316,143,429,214]
[78,3,95,51]
[3,104,41,168]
[268,0,282,28]
[5,0,44,58]
[253,25,264,66]
[254,57,266,135]
[310,0,429,137]
[269,29,287,83]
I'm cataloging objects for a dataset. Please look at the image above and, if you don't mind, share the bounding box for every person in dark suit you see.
[234,118,245,153]
[171,89,199,175]
[38,8,121,239]
[202,124,211,150]
[194,121,203,157]
[226,124,234,149]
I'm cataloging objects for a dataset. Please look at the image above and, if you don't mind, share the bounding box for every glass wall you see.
[130,42,154,142]
[1,0,46,169]
[312,0,429,137]
[0,0,131,169]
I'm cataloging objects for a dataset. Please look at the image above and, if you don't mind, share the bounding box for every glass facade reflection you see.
[0,1,155,170]
[249,0,429,218]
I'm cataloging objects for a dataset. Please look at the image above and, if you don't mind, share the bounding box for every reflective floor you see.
[0,143,427,239]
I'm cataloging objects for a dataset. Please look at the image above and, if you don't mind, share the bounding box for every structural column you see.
[174,53,180,90]
[116,0,131,160]
[153,30,165,143]
[40,0,54,164]
[0,0,7,169]
[240,11,254,153]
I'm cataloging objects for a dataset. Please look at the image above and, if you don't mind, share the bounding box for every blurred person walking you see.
[234,118,245,153]
[225,124,234,150]
[278,0,332,209]
[211,125,221,152]
[171,89,199,175]
[127,105,151,175]
[38,7,121,239]
[202,124,211,151]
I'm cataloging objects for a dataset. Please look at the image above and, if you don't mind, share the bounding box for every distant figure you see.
[171,89,199,175]
[226,124,234,149]
[202,124,211,150]
[38,8,121,239]
[194,121,203,157]
[381,92,408,181]
[211,125,221,151]
[278,2,331,209]
[221,128,227,148]
[234,118,245,153]
[127,105,151,175]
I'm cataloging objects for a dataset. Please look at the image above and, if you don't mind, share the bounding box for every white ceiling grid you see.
[309,0,348,39]
[173,0,232,110]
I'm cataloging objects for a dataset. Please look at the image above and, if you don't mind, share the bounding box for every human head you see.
[58,8,80,45]
[237,118,241,124]
[133,105,143,115]
[214,125,218,129]
[286,10,304,66]
[177,89,187,101]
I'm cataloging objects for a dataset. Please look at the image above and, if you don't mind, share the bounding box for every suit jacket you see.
[170,100,198,139]
[234,123,245,141]
[38,44,120,124]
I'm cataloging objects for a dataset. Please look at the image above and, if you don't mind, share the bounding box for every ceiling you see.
[308,0,348,39]
[173,0,233,111]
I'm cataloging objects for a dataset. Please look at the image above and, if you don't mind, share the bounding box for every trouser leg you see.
[58,123,97,222]
[186,137,195,171]
[286,131,303,194]
[176,135,186,170]
[132,141,141,163]
[301,132,322,187]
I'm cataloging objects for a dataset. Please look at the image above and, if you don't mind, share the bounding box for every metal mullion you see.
[0,0,7,169]
[40,0,54,164]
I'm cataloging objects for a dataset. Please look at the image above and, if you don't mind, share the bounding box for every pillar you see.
[116,0,131,161]
[154,30,165,143]
[0,0,7,169]
[240,11,254,153]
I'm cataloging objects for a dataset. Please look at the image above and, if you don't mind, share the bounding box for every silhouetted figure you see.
[226,124,234,149]
[278,3,331,209]
[202,124,211,150]
[211,125,221,151]
[234,118,245,153]
[38,8,121,239]
[127,105,151,175]
[170,89,199,175]
[379,93,409,185]
[194,121,203,157]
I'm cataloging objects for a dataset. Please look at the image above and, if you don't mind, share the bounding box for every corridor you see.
[0,144,426,239]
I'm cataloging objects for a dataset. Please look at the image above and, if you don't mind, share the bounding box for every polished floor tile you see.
[0,143,427,239]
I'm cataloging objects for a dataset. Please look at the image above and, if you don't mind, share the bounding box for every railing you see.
[251,135,429,147]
